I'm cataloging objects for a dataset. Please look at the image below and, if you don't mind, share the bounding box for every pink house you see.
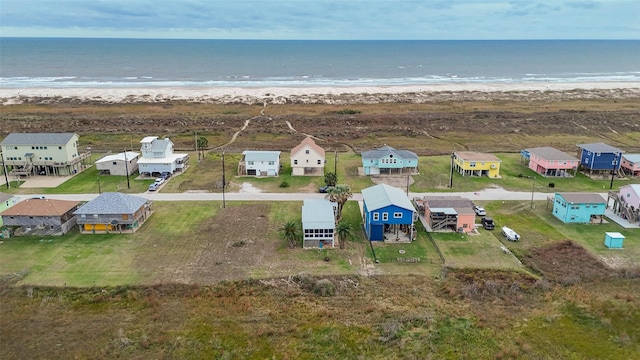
[416,196,477,233]
[524,146,579,177]
[614,184,640,224]
[621,154,640,177]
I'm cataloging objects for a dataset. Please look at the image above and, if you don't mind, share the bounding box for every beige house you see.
[290,137,325,176]
[95,151,139,176]
[0,132,90,177]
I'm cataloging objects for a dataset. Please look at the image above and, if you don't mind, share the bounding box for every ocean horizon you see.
[1,38,639,89]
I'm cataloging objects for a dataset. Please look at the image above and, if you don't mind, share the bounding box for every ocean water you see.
[0,38,639,88]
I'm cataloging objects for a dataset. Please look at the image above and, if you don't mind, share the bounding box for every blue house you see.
[361,145,418,175]
[361,184,416,242]
[577,143,624,174]
[552,192,606,224]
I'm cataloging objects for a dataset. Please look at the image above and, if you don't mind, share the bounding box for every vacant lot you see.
[0,201,373,287]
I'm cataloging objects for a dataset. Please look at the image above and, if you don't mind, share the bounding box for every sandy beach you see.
[2,82,639,105]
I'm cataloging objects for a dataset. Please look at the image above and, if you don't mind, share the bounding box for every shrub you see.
[334,109,361,115]
[279,180,289,188]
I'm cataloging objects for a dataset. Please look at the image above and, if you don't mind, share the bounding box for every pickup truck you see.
[481,217,495,230]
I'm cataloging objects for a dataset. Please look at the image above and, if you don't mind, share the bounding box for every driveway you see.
[14,175,74,188]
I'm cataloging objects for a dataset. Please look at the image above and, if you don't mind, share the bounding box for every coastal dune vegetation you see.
[1,88,640,359]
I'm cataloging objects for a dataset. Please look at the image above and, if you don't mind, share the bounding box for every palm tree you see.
[279,220,299,249]
[326,184,353,221]
[335,220,353,250]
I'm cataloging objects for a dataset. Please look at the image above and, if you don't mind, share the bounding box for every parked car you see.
[481,217,495,230]
[154,178,165,186]
[501,226,520,241]
[148,183,160,191]
[160,172,171,180]
[473,205,486,216]
[319,185,334,193]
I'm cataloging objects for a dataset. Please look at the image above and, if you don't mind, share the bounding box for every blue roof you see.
[361,184,415,212]
[74,192,148,215]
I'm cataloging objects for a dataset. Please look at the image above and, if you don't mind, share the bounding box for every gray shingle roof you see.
[577,143,624,154]
[0,133,77,146]
[361,145,418,160]
[74,192,148,215]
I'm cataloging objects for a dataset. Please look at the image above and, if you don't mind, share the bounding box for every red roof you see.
[0,198,79,217]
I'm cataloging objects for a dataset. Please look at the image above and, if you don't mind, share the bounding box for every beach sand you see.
[1,82,639,105]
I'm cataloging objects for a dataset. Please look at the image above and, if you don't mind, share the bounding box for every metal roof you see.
[361,145,418,160]
[95,152,140,164]
[1,133,78,146]
[302,199,335,227]
[525,146,578,161]
[74,192,149,215]
[577,143,624,153]
[623,154,640,162]
[361,184,415,212]
[556,192,606,204]
[454,151,501,162]
[242,151,281,162]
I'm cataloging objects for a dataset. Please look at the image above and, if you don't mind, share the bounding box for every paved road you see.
[28,188,602,202]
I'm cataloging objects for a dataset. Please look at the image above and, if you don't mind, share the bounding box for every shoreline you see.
[2,82,640,105]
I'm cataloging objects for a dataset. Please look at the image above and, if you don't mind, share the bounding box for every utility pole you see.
[195,132,199,161]
[610,157,618,190]
[406,174,410,196]
[97,177,101,194]
[222,151,226,208]
[1,150,9,189]
[334,151,338,182]
[530,176,536,209]
[449,152,455,188]
[124,150,130,189]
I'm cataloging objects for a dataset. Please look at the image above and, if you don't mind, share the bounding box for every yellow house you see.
[453,151,501,178]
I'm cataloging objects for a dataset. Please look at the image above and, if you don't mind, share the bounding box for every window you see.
[294,159,298,165]
[113,162,117,165]
[469,162,476,167]
[268,161,275,165]
[373,213,379,221]
[317,160,321,165]
[248,161,254,165]
[382,213,388,221]
[305,149,309,154]
[393,212,403,218]
[59,146,62,150]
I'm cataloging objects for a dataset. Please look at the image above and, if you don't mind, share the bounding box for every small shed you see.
[604,232,625,248]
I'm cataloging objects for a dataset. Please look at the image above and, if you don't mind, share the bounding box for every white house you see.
[95,151,139,176]
[137,136,189,176]
[302,199,336,248]
[290,137,325,176]
[0,132,90,176]
[238,151,281,177]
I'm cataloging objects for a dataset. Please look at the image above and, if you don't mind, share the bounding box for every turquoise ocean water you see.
[0,38,638,88]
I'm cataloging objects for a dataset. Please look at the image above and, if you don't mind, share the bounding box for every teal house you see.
[0,192,19,227]
[552,192,606,224]
[361,145,418,175]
